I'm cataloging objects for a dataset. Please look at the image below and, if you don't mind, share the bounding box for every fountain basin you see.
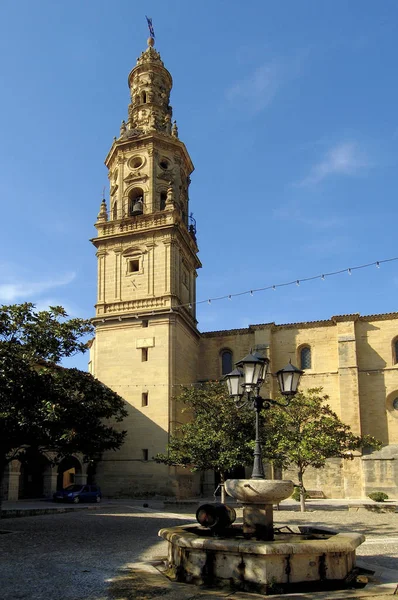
[158,524,365,594]
[225,478,294,504]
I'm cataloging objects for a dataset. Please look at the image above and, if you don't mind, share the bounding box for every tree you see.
[155,382,255,502]
[0,303,127,511]
[262,388,381,512]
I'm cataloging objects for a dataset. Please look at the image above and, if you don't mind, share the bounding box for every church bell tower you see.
[90,36,201,496]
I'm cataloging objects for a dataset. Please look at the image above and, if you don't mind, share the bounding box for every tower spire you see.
[120,33,173,138]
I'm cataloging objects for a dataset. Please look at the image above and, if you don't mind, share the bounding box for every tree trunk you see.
[298,468,306,513]
[220,472,226,504]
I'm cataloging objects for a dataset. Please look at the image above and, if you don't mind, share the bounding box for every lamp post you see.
[224,353,303,480]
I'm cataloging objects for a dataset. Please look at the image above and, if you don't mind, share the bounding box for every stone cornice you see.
[360,311,398,322]
[331,314,360,323]
[91,210,201,269]
[201,311,398,337]
[92,306,200,339]
[105,132,194,174]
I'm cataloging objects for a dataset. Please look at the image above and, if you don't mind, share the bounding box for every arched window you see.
[112,202,118,220]
[141,91,147,104]
[393,338,398,364]
[221,350,233,375]
[160,191,167,211]
[128,188,144,216]
[300,346,311,370]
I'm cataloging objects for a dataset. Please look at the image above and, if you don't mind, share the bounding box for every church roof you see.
[201,311,398,337]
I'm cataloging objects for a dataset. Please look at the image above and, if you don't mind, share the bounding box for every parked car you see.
[53,484,102,503]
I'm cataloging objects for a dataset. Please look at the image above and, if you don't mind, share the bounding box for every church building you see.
[89,36,398,500]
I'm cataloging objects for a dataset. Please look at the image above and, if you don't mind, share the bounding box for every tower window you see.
[130,156,143,169]
[142,449,149,461]
[141,91,147,104]
[300,346,312,370]
[393,338,398,364]
[129,187,144,216]
[128,259,140,273]
[141,348,148,362]
[221,350,233,375]
[141,319,148,328]
[142,392,148,406]
[112,203,118,220]
[159,158,169,170]
[160,191,167,211]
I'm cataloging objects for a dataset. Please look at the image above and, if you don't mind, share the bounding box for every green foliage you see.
[291,487,309,502]
[0,303,127,478]
[368,491,389,502]
[262,388,381,510]
[0,303,94,362]
[155,382,255,479]
[262,388,381,473]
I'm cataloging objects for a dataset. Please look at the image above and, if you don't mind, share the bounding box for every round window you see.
[129,156,143,169]
[393,398,398,410]
[159,158,169,170]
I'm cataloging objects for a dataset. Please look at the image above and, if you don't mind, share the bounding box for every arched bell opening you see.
[128,188,144,216]
[57,456,83,490]
[159,190,167,211]
[18,449,51,499]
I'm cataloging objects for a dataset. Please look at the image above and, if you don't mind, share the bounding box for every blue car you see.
[53,484,102,503]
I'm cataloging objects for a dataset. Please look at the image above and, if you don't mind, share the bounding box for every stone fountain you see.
[158,478,365,594]
[159,352,365,593]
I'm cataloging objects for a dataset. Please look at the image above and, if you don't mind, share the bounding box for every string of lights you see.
[169,256,398,313]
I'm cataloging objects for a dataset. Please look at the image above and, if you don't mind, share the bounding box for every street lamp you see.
[224,352,303,479]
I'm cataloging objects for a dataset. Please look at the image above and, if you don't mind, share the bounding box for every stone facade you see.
[88,37,398,499]
[200,315,398,498]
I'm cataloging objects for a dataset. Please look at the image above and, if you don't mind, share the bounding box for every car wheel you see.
[73,496,80,504]
[96,495,101,503]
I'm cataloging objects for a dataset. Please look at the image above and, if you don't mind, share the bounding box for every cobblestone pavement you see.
[0,501,397,599]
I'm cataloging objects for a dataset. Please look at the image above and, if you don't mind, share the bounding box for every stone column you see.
[3,460,21,501]
[146,243,155,297]
[333,315,361,435]
[75,458,88,485]
[114,249,122,300]
[97,251,107,305]
[43,465,58,498]
[242,503,274,541]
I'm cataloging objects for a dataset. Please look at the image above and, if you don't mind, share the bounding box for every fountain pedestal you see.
[158,478,366,593]
[225,478,294,541]
[242,503,274,539]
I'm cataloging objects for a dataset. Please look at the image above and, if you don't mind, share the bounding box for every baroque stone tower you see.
[90,37,201,496]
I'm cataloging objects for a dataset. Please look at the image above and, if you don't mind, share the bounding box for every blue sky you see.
[1,1,398,369]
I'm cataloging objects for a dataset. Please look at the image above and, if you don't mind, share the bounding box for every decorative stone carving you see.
[164,113,172,134]
[119,120,127,137]
[149,113,157,130]
[96,199,108,223]
[124,172,149,184]
[166,184,174,208]
[157,170,174,182]
[171,120,178,138]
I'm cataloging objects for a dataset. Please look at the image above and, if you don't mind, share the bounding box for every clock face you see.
[393,398,398,410]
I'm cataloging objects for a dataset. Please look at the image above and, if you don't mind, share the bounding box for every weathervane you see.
[145,16,155,40]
